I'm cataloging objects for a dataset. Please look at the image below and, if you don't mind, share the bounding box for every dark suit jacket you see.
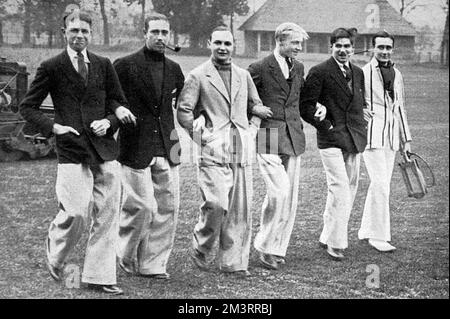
[113,48,185,168]
[248,54,306,156]
[300,57,367,153]
[19,50,126,162]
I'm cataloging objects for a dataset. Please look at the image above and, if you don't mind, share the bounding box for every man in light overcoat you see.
[177,26,269,276]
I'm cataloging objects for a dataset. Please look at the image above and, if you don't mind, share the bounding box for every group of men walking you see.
[18,10,412,295]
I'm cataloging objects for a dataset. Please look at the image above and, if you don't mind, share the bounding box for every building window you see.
[260,32,274,51]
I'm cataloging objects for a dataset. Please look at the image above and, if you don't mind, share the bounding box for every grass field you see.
[0,47,448,299]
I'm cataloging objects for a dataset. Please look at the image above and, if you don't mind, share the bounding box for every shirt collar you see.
[67,46,90,63]
[332,56,349,69]
[274,48,287,65]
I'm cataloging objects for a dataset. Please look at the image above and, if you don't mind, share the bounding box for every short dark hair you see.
[62,10,92,28]
[143,12,170,33]
[330,27,357,45]
[209,26,234,40]
[371,30,395,47]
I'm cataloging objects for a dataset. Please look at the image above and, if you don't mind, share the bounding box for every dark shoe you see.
[45,238,62,281]
[190,248,210,271]
[259,253,278,270]
[326,246,344,260]
[118,259,135,275]
[46,260,63,282]
[87,284,124,296]
[140,273,170,280]
[273,255,286,265]
[319,242,327,249]
[224,270,251,278]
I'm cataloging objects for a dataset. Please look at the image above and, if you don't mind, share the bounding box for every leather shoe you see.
[140,273,170,280]
[368,239,396,252]
[87,284,124,296]
[118,259,135,275]
[273,255,286,265]
[326,246,344,260]
[45,238,62,281]
[46,260,63,281]
[259,253,278,270]
[319,242,327,249]
[190,248,210,271]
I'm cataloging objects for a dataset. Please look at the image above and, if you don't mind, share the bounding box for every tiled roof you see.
[239,0,416,36]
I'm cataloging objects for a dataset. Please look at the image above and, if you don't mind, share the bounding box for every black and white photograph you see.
[0,0,448,304]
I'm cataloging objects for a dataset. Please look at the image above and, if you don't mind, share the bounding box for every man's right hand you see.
[115,106,137,126]
[52,123,80,136]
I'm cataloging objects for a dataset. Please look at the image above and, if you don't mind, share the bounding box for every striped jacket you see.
[362,58,412,151]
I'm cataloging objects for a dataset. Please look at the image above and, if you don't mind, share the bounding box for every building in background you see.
[238,0,416,57]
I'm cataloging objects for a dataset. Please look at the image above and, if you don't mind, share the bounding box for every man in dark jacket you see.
[20,10,133,295]
[113,13,184,279]
[248,22,325,270]
[300,28,369,260]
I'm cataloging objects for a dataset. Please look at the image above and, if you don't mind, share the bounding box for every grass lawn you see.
[0,47,448,299]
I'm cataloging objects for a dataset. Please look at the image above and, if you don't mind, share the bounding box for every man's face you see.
[209,30,234,63]
[144,19,170,53]
[64,18,91,52]
[373,37,394,64]
[331,37,353,64]
[278,31,303,59]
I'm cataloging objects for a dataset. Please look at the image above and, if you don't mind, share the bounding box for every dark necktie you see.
[343,64,353,93]
[343,64,352,82]
[77,51,88,84]
[380,61,395,100]
[285,57,293,79]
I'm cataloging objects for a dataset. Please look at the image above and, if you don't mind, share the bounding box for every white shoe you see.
[368,239,396,252]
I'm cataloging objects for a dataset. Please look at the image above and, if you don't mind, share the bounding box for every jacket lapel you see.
[59,50,86,91]
[329,57,352,97]
[371,58,384,89]
[230,64,241,104]
[161,57,175,105]
[268,54,289,95]
[285,63,301,104]
[206,60,230,104]
[86,51,100,90]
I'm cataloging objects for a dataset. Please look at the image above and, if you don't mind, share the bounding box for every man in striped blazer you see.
[359,31,412,252]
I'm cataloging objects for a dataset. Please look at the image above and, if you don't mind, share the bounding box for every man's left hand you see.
[363,108,375,122]
[314,103,327,121]
[252,105,273,119]
[90,119,111,137]
[115,106,137,126]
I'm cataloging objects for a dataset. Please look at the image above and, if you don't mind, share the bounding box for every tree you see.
[124,0,149,35]
[98,0,110,45]
[13,0,81,47]
[441,0,449,65]
[0,0,7,45]
[15,0,34,45]
[214,0,249,37]
[31,0,82,48]
[153,0,244,49]
[396,0,445,17]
